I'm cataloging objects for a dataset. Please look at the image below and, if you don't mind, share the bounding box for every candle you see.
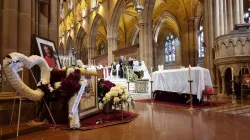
[151,67,153,74]
[127,66,129,80]
[232,68,234,80]
[188,65,191,80]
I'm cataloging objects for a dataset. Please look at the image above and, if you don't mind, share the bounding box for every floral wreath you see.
[3,52,51,101]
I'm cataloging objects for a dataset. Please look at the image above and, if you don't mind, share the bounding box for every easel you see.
[10,69,56,137]
[188,80,195,112]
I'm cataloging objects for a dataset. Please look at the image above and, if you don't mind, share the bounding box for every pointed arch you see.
[76,27,86,60]
[130,25,139,45]
[89,14,106,54]
[153,11,181,43]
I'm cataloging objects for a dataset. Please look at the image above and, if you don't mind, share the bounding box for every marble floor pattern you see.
[1,99,250,140]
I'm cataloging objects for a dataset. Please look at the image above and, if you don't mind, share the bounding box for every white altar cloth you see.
[152,67,212,100]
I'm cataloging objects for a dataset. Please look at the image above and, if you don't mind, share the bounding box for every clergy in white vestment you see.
[116,64,120,79]
[133,60,140,72]
[141,61,150,79]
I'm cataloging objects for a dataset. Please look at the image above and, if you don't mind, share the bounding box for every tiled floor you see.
[1,98,250,140]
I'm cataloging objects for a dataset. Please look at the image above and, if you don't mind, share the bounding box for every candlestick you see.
[127,66,129,81]
[188,65,191,81]
[231,68,234,80]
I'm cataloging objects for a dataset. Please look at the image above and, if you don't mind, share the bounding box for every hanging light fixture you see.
[133,0,144,14]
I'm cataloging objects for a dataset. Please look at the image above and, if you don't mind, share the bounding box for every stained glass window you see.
[165,34,176,63]
[198,18,204,58]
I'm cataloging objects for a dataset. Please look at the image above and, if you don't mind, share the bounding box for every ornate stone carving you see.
[213,24,250,95]
[92,54,108,66]
[113,45,139,62]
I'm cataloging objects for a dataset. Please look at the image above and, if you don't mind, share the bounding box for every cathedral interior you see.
[1,0,250,139]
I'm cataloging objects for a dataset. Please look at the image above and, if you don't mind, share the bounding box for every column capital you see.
[138,22,151,27]
[185,17,198,23]
[107,36,118,40]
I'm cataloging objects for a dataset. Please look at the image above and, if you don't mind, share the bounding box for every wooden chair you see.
[203,87,218,106]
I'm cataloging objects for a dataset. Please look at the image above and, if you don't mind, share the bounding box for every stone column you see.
[219,0,224,35]
[1,0,18,92]
[49,0,58,48]
[18,0,32,87]
[204,0,216,85]
[214,0,220,37]
[224,0,228,33]
[18,0,32,56]
[221,76,226,95]
[2,0,18,56]
[153,41,158,70]
[138,22,153,68]
[233,0,240,24]
[239,0,244,23]
[228,0,234,32]
[88,47,93,64]
[38,2,49,38]
[216,68,221,94]
[186,18,196,66]
[107,37,117,64]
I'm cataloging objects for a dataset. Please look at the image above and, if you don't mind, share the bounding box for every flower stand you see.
[39,102,69,124]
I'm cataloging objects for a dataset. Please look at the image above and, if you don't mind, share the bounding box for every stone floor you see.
[1,98,250,140]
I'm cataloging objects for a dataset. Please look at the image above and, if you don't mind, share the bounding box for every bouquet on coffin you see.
[2,53,98,129]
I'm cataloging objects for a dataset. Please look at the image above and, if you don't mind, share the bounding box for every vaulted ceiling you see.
[118,2,138,49]
[153,0,201,43]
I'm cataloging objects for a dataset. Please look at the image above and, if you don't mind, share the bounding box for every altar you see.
[152,67,212,100]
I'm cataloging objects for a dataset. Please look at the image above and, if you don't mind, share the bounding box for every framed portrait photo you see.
[35,36,61,69]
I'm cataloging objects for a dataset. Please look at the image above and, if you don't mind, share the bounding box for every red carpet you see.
[135,99,230,110]
[37,110,138,130]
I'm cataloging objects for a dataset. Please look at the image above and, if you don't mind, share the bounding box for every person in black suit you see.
[119,56,125,78]
[111,62,117,76]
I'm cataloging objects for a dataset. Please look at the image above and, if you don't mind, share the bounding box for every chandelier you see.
[133,0,144,14]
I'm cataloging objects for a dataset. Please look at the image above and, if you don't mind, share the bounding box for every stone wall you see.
[214,24,250,95]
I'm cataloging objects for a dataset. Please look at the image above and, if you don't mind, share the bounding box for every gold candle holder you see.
[231,80,237,105]
[188,80,195,112]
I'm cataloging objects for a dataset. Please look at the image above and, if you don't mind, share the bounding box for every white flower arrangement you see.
[68,94,80,129]
[103,84,132,106]
[3,52,51,101]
